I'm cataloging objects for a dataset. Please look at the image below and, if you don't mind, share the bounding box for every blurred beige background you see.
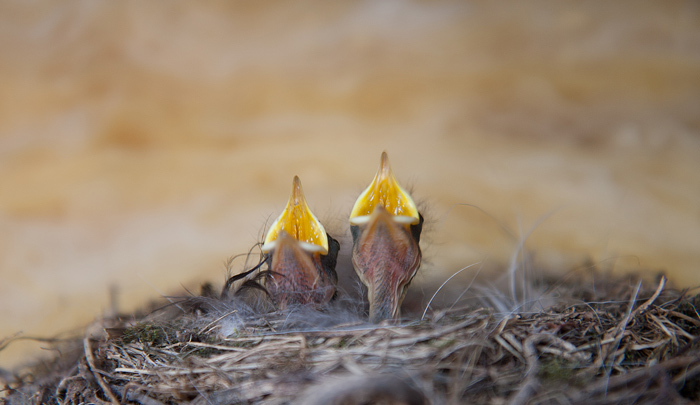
[1,1,699,369]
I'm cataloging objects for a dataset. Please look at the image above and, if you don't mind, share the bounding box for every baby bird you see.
[261,176,339,308]
[350,152,423,322]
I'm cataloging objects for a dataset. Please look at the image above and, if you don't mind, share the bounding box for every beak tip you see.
[292,175,302,195]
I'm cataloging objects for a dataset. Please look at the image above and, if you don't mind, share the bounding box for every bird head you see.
[262,176,338,308]
[350,152,423,322]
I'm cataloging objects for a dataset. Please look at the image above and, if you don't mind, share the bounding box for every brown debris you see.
[1,273,699,404]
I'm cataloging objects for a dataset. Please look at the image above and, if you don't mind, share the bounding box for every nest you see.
[2,270,700,404]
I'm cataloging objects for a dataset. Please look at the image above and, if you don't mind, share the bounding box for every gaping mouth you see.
[349,151,420,227]
[262,176,329,255]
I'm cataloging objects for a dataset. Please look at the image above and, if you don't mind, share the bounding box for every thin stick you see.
[601,280,642,395]
[83,336,120,404]
[630,276,666,318]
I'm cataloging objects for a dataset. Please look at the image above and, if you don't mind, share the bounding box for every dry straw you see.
[1,271,699,404]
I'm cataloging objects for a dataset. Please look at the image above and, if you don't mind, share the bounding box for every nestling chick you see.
[350,152,423,322]
[262,176,339,308]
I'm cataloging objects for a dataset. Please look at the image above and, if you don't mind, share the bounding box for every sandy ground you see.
[1,1,699,369]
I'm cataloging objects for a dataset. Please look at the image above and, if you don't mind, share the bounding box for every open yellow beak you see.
[262,176,329,255]
[349,152,420,226]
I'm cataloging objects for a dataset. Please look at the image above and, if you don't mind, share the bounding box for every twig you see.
[83,336,120,404]
[629,276,665,318]
[590,280,642,372]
